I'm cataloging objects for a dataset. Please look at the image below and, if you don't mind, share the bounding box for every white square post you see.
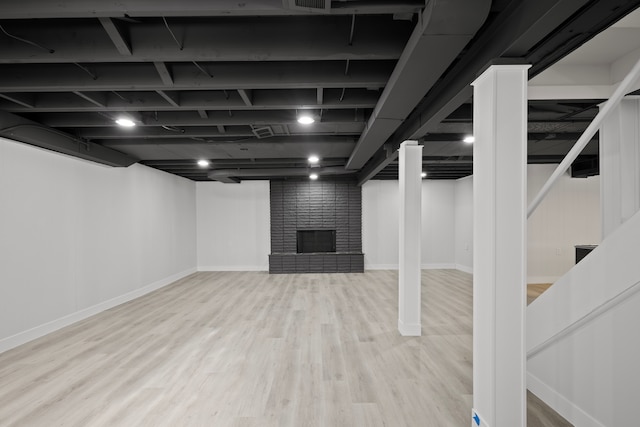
[600,97,640,239]
[471,64,529,427]
[398,140,423,336]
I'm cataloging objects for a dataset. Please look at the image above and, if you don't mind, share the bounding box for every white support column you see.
[398,140,423,336]
[471,64,529,427]
[600,97,640,239]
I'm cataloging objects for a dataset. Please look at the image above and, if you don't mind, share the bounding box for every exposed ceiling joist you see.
[71,122,365,139]
[100,134,357,146]
[0,0,634,182]
[0,0,423,19]
[0,61,393,92]
[0,17,410,64]
[32,109,366,128]
[0,88,379,113]
[208,166,352,183]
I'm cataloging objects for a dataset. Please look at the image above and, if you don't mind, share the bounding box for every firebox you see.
[296,230,336,253]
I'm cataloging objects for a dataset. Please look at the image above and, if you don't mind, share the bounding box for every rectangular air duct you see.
[285,0,330,12]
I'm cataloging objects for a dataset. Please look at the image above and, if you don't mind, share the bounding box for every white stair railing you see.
[527,55,640,218]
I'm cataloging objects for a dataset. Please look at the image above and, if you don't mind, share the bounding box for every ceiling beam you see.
[100,135,358,146]
[97,17,132,56]
[0,0,422,18]
[0,88,380,112]
[73,122,365,139]
[346,0,491,169]
[0,110,136,167]
[357,0,615,185]
[392,0,607,144]
[0,61,392,92]
[198,110,208,119]
[0,17,410,64]
[216,125,226,134]
[317,88,324,105]
[37,109,367,127]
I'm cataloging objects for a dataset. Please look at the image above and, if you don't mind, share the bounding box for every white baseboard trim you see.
[198,265,268,272]
[365,264,398,270]
[398,319,421,336]
[456,264,473,274]
[422,263,456,269]
[527,276,560,284]
[527,372,604,427]
[365,263,457,271]
[0,267,197,355]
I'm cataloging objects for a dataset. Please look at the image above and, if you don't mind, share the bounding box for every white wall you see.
[451,166,601,282]
[0,137,197,352]
[196,181,270,271]
[527,164,601,283]
[454,176,473,273]
[362,180,456,269]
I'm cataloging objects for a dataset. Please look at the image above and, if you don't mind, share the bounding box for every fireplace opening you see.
[297,230,336,253]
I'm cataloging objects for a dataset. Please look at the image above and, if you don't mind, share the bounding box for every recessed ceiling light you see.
[308,155,319,164]
[309,173,318,180]
[197,159,210,167]
[115,118,136,127]
[421,172,427,178]
[463,135,475,144]
[298,115,315,125]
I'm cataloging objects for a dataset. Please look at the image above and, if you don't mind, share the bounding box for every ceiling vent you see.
[285,0,330,12]
[251,125,275,139]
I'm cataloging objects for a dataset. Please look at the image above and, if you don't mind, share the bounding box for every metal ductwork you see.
[0,111,137,167]
[346,0,492,170]
[208,166,350,183]
[283,0,331,12]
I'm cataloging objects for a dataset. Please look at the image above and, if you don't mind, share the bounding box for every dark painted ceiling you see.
[0,0,638,183]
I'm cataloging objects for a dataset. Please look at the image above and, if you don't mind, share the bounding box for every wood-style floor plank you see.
[0,270,570,426]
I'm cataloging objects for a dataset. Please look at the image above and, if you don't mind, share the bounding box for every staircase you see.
[526,208,640,426]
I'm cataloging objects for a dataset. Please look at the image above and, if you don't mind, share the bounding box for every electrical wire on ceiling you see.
[73,63,97,80]
[162,17,183,50]
[0,24,55,53]
[161,125,185,133]
[192,61,213,78]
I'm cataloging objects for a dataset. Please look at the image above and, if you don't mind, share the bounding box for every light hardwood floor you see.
[527,283,553,305]
[0,271,569,426]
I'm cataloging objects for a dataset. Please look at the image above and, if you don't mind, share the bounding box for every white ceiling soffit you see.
[529,7,640,100]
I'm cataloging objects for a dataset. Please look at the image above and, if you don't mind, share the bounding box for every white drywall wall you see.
[362,180,456,269]
[0,137,197,352]
[196,181,270,271]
